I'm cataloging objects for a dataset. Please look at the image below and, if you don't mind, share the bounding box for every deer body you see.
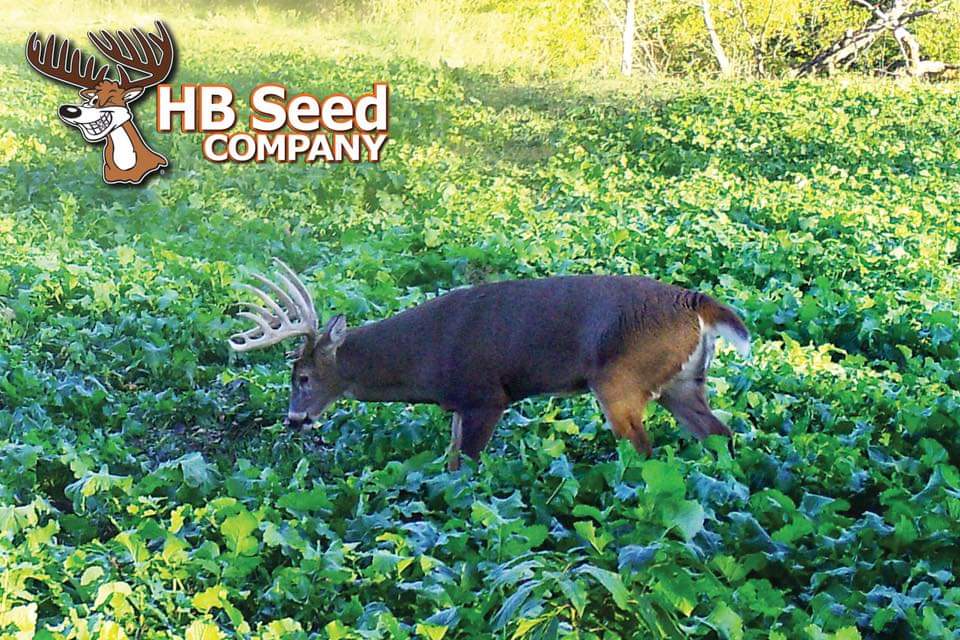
[230,263,750,471]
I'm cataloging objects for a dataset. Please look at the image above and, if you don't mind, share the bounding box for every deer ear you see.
[123,87,144,103]
[322,315,347,350]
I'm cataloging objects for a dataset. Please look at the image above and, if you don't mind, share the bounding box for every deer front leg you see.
[460,406,505,460]
[447,407,505,470]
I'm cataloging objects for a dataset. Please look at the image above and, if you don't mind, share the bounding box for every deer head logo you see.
[26,22,175,185]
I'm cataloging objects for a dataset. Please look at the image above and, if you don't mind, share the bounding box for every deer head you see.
[229,259,349,426]
[26,23,174,184]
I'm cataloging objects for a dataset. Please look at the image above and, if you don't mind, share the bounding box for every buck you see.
[25,22,174,185]
[230,260,750,470]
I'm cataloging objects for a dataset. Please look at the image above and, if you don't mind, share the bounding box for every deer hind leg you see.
[659,379,731,440]
[592,380,653,457]
[658,326,731,441]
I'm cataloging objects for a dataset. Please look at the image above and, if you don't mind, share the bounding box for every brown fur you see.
[289,275,748,470]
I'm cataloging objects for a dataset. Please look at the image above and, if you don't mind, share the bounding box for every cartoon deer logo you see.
[26,22,175,185]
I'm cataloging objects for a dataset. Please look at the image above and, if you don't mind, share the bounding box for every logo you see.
[155,84,390,164]
[25,22,175,185]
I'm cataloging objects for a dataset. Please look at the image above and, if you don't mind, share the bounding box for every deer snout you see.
[59,105,81,120]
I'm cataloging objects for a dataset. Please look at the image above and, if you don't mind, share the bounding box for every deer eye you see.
[298,375,309,385]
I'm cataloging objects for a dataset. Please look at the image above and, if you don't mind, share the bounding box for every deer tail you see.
[695,294,750,358]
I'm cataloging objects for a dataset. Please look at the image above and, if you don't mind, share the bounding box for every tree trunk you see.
[701,0,733,76]
[621,0,636,75]
[893,24,946,76]
[789,0,951,78]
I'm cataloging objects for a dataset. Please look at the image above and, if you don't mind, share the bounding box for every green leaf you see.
[833,627,862,640]
[493,583,537,630]
[574,520,613,553]
[709,602,743,640]
[94,581,133,610]
[192,585,227,612]
[577,565,630,610]
[670,500,705,541]
[277,487,333,512]
[643,460,685,497]
[220,509,260,556]
[415,623,447,640]
[185,621,222,640]
[325,620,352,640]
[80,566,104,586]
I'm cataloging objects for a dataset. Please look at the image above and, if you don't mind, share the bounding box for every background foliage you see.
[1,1,960,639]
[223,0,960,77]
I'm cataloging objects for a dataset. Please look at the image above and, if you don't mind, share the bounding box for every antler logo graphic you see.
[26,22,175,185]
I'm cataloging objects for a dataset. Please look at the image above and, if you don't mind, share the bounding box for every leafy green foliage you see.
[1,11,960,640]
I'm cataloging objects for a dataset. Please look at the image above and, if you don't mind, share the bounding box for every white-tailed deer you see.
[229,260,750,470]
[25,22,174,185]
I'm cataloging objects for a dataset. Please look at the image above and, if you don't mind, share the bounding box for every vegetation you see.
[2,2,960,639]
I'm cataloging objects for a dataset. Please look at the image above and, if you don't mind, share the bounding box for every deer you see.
[229,260,750,471]
[25,22,175,185]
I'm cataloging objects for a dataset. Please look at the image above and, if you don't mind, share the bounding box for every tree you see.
[622,0,637,74]
[791,0,953,77]
[701,0,734,75]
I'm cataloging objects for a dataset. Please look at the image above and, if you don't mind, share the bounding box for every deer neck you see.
[335,325,432,404]
[102,121,167,184]
[106,122,137,171]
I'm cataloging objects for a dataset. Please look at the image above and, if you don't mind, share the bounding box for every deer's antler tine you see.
[272,268,305,312]
[229,328,267,352]
[116,66,132,88]
[230,261,321,353]
[273,259,318,328]
[131,28,156,65]
[67,47,79,74]
[43,34,55,64]
[54,37,68,69]
[27,32,104,89]
[93,58,109,82]
[238,301,281,328]
[116,30,142,63]
[153,21,171,44]
[273,269,313,327]
[240,284,287,321]
[250,273,298,317]
[237,311,278,337]
[90,30,113,54]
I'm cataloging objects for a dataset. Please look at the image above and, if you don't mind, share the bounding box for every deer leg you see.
[447,413,464,471]
[627,412,653,457]
[659,380,731,441]
[460,406,506,461]
[592,380,653,457]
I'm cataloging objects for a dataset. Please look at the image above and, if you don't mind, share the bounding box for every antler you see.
[88,21,174,90]
[25,32,109,89]
[229,259,319,352]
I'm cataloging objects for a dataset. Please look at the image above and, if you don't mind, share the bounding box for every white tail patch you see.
[699,315,750,358]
